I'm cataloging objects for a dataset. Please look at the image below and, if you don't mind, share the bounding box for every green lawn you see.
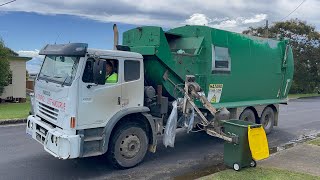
[288,93,320,99]
[0,98,31,120]
[308,138,320,146]
[200,167,319,180]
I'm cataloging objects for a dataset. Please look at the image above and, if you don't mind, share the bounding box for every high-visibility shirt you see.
[105,73,118,83]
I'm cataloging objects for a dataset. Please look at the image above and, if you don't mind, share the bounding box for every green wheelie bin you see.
[223,119,259,171]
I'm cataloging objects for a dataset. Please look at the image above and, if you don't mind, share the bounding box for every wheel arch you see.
[239,106,259,123]
[101,107,157,154]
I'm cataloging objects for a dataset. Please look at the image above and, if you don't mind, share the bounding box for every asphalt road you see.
[0,97,320,180]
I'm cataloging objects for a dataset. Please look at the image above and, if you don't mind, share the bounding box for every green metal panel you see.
[123,25,294,107]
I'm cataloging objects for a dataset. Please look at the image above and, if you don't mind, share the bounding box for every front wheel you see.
[233,163,240,171]
[250,160,257,167]
[108,123,148,169]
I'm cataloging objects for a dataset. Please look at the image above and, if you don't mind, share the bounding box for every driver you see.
[105,61,118,83]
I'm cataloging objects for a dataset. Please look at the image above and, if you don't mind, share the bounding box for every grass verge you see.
[0,98,30,120]
[199,167,319,180]
[288,93,320,99]
[308,138,320,146]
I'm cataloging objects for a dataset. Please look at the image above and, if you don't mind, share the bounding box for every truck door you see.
[78,58,122,127]
[121,59,144,109]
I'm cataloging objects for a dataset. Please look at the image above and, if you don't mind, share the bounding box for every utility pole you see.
[265,20,269,38]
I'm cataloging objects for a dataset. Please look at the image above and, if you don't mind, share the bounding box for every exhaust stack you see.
[113,24,119,50]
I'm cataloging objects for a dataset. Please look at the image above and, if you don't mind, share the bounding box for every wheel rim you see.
[243,114,255,123]
[250,161,256,167]
[263,113,272,129]
[233,164,240,171]
[119,134,141,159]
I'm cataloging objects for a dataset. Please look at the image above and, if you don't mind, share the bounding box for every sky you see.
[0,0,319,73]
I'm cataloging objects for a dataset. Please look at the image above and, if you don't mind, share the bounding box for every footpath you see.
[198,137,320,180]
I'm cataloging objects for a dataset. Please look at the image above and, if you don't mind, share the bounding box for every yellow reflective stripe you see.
[105,73,118,83]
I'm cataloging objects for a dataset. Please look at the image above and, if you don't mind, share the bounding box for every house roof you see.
[8,56,32,61]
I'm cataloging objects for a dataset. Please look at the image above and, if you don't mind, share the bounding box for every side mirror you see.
[93,59,106,85]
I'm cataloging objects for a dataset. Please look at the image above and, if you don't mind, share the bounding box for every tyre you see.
[239,109,256,123]
[108,123,148,169]
[260,107,275,134]
[250,160,257,167]
[233,163,240,171]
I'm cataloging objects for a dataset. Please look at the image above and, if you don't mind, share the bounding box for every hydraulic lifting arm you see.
[164,74,238,143]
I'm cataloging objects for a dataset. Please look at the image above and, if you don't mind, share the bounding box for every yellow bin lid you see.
[248,125,270,160]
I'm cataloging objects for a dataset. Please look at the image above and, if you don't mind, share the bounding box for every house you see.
[26,72,38,93]
[0,56,32,102]
[28,73,38,80]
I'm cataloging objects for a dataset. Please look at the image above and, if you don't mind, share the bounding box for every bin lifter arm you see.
[163,74,237,143]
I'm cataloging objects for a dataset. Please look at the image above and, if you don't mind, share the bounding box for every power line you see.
[0,0,16,7]
[279,0,306,21]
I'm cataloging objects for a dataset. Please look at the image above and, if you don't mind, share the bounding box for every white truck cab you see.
[26,43,158,167]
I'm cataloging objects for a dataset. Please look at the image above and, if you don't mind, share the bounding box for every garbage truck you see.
[26,24,294,168]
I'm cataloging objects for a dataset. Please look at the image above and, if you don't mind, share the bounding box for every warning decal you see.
[207,84,223,103]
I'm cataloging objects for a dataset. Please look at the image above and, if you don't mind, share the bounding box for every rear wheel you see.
[250,160,257,167]
[233,163,240,171]
[239,109,256,123]
[260,107,275,134]
[108,123,148,169]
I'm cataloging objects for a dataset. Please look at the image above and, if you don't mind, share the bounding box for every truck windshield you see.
[38,55,80,86]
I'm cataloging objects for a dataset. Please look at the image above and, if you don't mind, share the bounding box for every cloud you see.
[184,13,267,32]
[242,14,268,24]
[18,50,44,73]
[1,0,319,32]
[18,49,40,57]
[185,14,210,26]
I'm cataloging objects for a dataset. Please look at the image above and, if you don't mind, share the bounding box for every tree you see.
[0,40,13,95]
[243,19,320,94]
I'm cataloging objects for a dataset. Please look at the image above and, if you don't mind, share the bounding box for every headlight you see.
[51,135,58,145]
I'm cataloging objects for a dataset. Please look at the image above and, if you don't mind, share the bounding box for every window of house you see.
[124,60,140,82]
[212,46,231,73]
[8,71,12,84]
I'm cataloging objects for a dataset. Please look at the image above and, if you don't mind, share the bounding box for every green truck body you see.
[123,25,294,109]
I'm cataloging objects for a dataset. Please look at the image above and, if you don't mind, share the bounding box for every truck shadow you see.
[67,130,224,178]
[17,128,297,180]
[34,127,298,179]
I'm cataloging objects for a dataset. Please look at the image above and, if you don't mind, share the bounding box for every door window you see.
[124,60,140,82]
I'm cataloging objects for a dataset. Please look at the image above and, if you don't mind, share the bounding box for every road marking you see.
[280,109,320,116]
[0,123,26,128]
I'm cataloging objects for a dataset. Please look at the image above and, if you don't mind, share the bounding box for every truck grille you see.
[38,102,59,121]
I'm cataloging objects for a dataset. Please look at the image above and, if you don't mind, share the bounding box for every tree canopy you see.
[243,19,320,93]
[0,40,15,96]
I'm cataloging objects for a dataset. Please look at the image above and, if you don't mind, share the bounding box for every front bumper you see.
[26,115,81,159]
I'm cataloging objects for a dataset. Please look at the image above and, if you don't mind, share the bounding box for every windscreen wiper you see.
[40,73,50,77]
[61,76,69,87]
